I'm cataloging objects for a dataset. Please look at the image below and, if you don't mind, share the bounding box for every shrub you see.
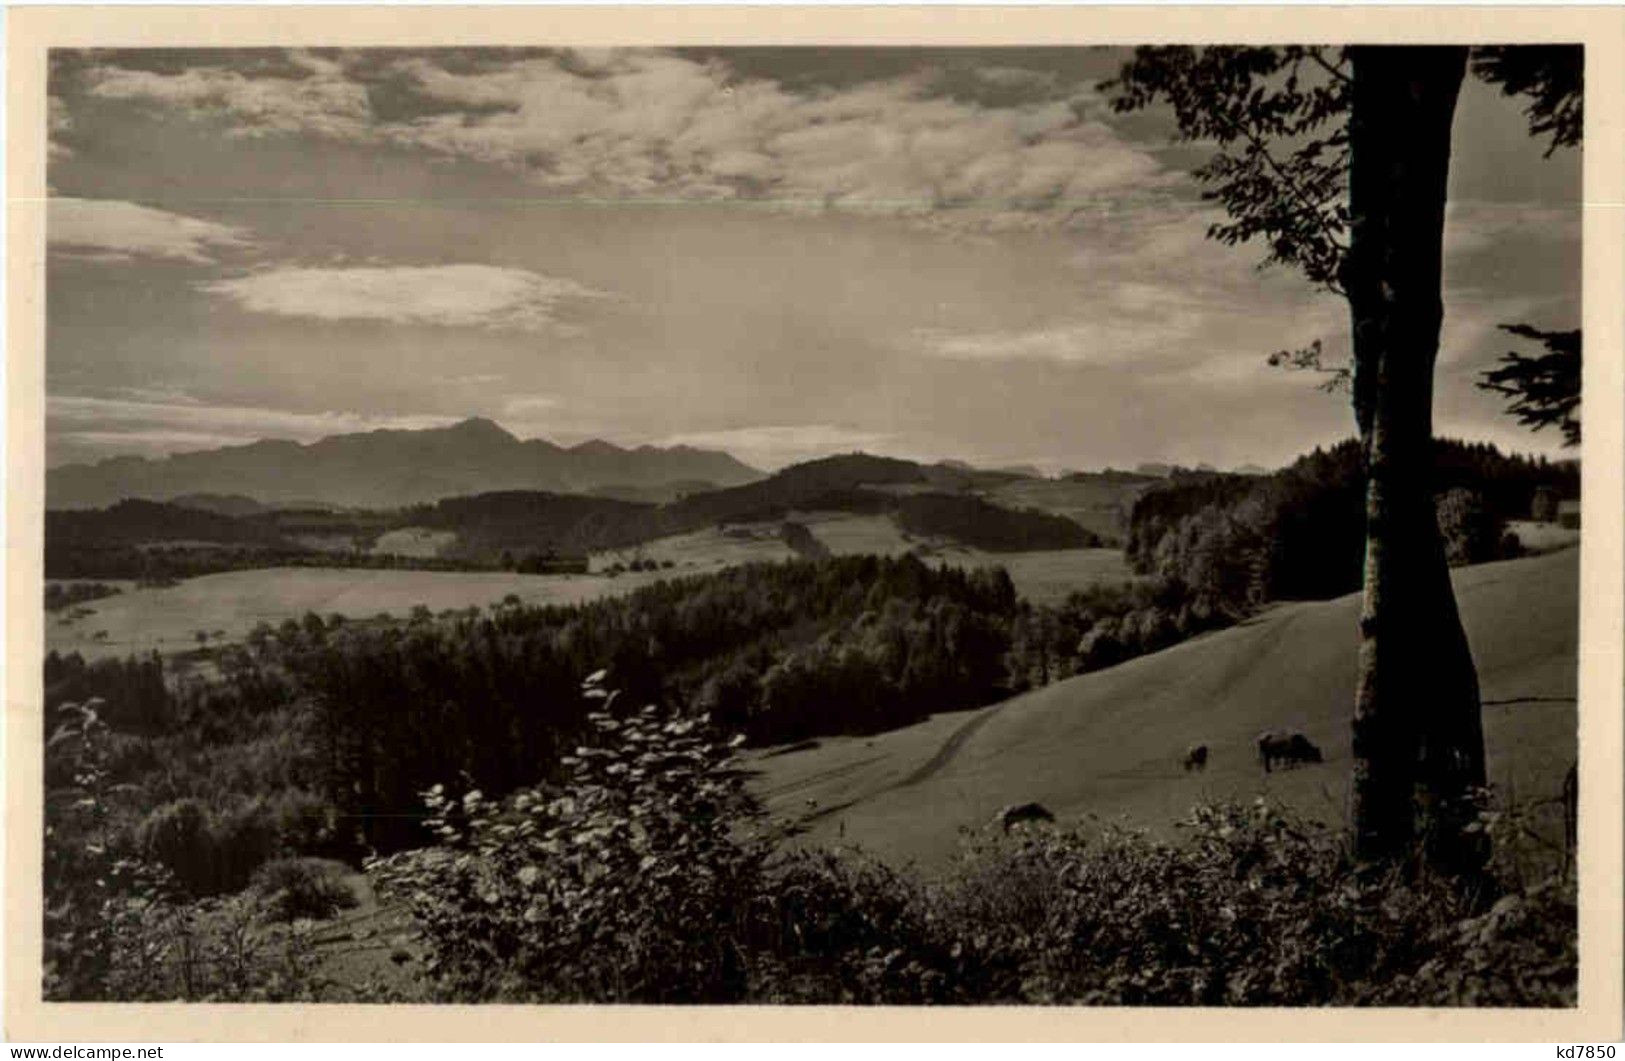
[136,796,282,896]
[368,672,769,1002]
[1437,488,1505,567]
[136,798,214,891]
[44,700,327,1002]
[253,857,358,923]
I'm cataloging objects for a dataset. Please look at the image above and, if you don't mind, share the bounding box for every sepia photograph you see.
[6,5,1623,1043]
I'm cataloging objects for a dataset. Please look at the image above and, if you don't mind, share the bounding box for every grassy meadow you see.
[45,565,673,660]
[750,548,1578,870]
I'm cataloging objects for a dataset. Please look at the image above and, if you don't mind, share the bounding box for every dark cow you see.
[1183,743,1209,772]
[1257,730,1323,773]
[996,802,1055,831]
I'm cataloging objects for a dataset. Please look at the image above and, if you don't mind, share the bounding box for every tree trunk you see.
[1342,47,1487,872]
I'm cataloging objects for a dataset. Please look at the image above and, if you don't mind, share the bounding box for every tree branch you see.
[1215,110,1349,294]
[1302,47,1354,87]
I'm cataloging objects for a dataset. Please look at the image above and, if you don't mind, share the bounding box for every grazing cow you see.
[1257,730,1323,773]
[996,802,1055,831]
[1183,743,1209,772]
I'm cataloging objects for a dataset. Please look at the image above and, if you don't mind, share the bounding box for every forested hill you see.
[1126,437,1579,606]
[392,455,1098,559]
[46,452,1100,578]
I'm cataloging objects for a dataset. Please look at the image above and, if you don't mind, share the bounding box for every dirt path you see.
[894,701,1009,788]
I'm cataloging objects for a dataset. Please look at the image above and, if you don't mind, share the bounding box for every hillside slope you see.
[751,548,1578,868]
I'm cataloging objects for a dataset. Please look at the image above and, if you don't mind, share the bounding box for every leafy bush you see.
[1436,488,1505,567]
[44,700,327,1002]
[253,857,358,923]
[369,672,769,1002]
[367,670,1575,1007]
[134,796,282,896]
[754,801,1574,1007]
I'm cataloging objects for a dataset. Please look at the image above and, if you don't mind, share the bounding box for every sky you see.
[44,47,1582,474]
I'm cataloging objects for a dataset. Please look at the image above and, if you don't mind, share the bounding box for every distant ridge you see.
[47,417,763,510]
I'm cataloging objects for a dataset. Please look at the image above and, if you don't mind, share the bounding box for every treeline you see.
[408,491,661,559]
[45,581,122,612]
[1126,438,1577,610]
[893,493,1101,552]
[42,556,1041,874]
[46,454,1099,578]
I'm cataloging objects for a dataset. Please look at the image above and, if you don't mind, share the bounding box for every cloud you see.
[50,393,460,460]
[84,51,372,140]
[75,48,1174,233]
[660,423,897,470]
[502,394,560,416]
[1444,199,1582,259]
[199,263,607,331]
[49,198,251,263]
[395,51,1172,229]
[910,276,1255,369]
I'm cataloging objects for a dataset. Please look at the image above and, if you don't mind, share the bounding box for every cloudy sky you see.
[46,47,1580,473]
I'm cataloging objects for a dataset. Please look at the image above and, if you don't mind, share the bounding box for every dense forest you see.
[43,556,1038,882]
[1126,437,1578,607]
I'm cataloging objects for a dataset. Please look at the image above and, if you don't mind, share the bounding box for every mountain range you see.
[46,418,763,510]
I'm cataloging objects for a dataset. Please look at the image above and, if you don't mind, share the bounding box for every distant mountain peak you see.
[444,416,517,441]
[569,439,626,457]
[46,418,761,510]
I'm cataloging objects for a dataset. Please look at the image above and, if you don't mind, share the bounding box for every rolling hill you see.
[46,417,763,510]
[749,548,1578,869]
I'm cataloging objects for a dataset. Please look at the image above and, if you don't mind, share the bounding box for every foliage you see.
[43,699,327,1001]
[368,672,767,1002]
[45,581,122,613]
[289,554,1026,851]
[252,857,359,923]
[1435,488,1504,568]
[892,494,1101,552]
[1477,324,1582,447]
[1471,46,1584,156]
[135,797,283,896]
[1109,47,1353,293]
[370,679,1577,1008]
[1126,438,1574,606]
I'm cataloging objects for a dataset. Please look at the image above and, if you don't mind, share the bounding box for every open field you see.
[593,512,1134,604]
[793,513,920,556]
[992,548,1136,605]
[1506,519,1581,554]
[986,476,1155,541]
[368,527,458,558]
[590,523,799,571]
[748,548,1578,870]
[44,566,672,660]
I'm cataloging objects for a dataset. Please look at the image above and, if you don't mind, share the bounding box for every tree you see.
[1109,45,1580,870]
[1477,324,1581,446]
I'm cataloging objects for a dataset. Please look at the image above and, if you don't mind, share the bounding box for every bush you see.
[253,857,358,923]
[44,700,327,1002]
[364,668,1575,1006]
[136,798,214,891]
[136,796,282,896]
[1437,488,1504,567]
[368,672,770,1002]
[750,800,1575,1007]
